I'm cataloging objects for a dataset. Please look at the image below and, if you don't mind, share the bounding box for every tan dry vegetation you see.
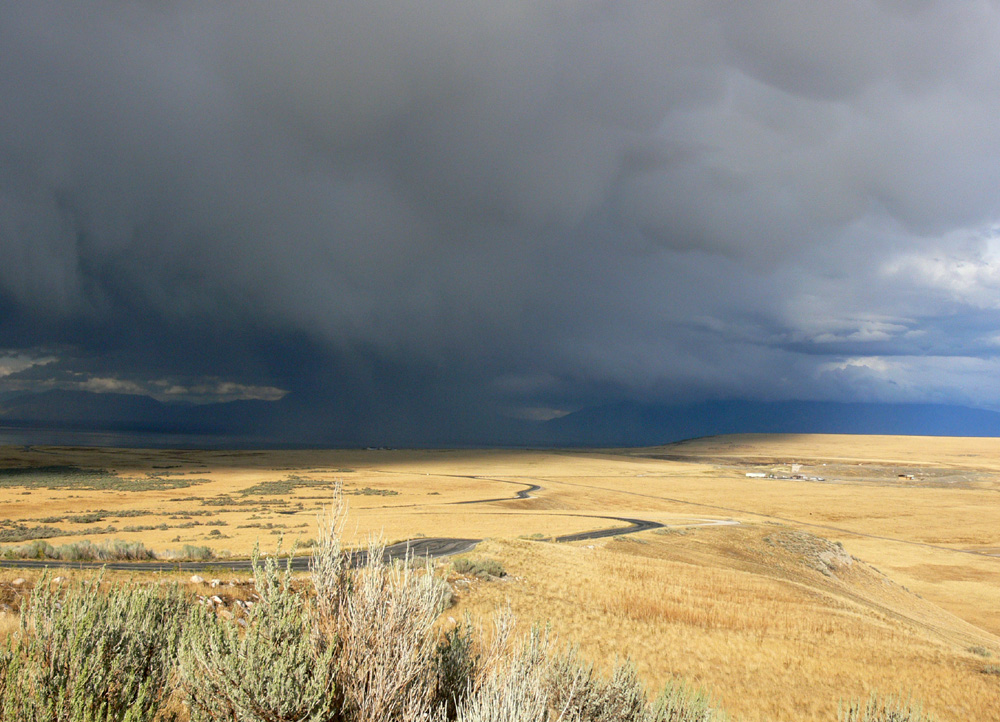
[451,531,1000,722]
[1,435,1000,720]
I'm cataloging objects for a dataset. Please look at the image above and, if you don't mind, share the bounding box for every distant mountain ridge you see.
[3,390,1000,447]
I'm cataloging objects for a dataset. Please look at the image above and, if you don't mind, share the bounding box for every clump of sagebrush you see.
[545,646,648,722]
[0,465,206,492]
[0,539,219,562]
[0,539,155,561]
[647,683,719,722]
[452,556,506,579]
[177,542,338,722]
[160,544,215,561]
[311,490,452,722]
[839,694,936,722]
[0,572,187,722]
[336,537,450,721]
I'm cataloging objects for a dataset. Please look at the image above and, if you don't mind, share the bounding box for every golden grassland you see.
[0,434,999,721]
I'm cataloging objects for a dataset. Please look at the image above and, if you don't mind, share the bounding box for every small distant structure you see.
[898,474,915,480]
[745,472,767,478]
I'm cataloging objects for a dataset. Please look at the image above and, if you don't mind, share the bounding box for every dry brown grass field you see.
[1,434,999,721]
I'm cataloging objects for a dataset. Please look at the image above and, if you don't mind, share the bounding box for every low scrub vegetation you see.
[0,524,70,543]
[839,695,937,722]
[0,539,215,562]
[0,573,187,721]
[0,465,207,491]
[452,556,506,579]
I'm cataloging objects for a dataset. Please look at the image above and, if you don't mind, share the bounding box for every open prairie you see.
[1,434,999,721]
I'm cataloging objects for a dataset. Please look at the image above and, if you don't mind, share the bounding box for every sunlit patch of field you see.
[1,435,1000,720]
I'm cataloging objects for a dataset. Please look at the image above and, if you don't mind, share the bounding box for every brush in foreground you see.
[0,573,186,722]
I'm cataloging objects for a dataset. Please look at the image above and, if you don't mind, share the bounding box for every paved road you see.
[554,515,663,542]
[453,482,541,504]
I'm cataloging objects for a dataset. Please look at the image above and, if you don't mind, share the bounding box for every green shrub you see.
[452,557,505,579]
[168,545,214,561]
[0,466,205,491]
[648,681,719,722]
[0,574,186,722]
[66,513,105,524]
[436,622,479,719]
[0,540,55,559]
[56,539,155,562]
[177,545,338,722]
[0,524,65,543]
[0,539,155,561]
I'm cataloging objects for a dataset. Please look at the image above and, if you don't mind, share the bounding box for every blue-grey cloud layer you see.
[3,1,1000,421]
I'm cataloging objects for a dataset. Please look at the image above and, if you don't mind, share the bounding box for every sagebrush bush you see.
[58,539,155,561]
[839,694,936,722]
[177,543,338,722]
[176,544,215,560]
[545,647,647,722]
[0,573,186,722]
[452,557,505,579]
[0,539,155,561]
[647,682,718,722]
[436,622,479,719]
[456,626,550,722]
[328,539,450,722]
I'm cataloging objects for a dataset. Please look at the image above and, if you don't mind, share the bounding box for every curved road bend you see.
[453,482,542,504]
[554,515,663,542]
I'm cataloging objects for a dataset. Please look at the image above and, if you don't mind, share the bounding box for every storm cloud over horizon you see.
[4,1,1000,435]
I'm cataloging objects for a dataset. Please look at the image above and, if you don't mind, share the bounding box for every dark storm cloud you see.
[3,1,1000,422]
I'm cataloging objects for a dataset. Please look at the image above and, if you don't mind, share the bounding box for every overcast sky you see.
[3,1,1000,431]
